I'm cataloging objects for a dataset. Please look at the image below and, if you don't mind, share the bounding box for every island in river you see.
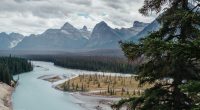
[53,74,149,97]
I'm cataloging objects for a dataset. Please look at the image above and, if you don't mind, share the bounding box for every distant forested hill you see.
[27,55,135,74]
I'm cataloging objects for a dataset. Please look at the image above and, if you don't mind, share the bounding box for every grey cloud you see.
[0,0,155,35]
[67,0,92,6]
[0,0,92,19]
[101,0,143,10]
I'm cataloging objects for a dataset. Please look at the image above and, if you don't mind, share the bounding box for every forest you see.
[27,55,135,73]
[0,56,33,85]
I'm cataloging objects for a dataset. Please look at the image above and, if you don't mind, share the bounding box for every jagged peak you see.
[93,21,110,30]
[98,21,107,26]
[9,32,23,36]
[61,22,75,30]
[0,32,7,34]
[82,25,88,31]
[133,21,148,27]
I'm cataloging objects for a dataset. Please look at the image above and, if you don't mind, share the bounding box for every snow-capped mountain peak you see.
[0,32,24,49]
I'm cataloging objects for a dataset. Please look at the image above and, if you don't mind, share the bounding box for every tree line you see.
[26,55,135,73]
[0,56,33,85]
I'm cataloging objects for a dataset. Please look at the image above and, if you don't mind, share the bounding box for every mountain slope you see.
[14,21,148,50]
[129,20,160,41]
[80,26,91,39]
[129,3,200,42]
[85,21,122,49]
[86,21,148,49]
[15,22,89,50]
[0,32,24,50]
[115,21,149,39]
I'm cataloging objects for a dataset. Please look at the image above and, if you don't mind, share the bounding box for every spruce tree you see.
[113,0,200,110]
[180,81,200,109]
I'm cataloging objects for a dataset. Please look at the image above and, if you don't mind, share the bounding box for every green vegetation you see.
[0,56,33,85]
[27,55,135,73]
[56,74,150,97]
[113,0,200,110]
[180,81,200,109]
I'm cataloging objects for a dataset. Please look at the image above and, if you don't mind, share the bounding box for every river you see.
[12,61,124,110]
[12,61,91,110]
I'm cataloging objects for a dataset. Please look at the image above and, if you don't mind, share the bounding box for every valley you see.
[12,61,130,110]
[0,0,199,110]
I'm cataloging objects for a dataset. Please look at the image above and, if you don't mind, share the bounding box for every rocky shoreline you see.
[0,82,13,110]
[70,92,123,110]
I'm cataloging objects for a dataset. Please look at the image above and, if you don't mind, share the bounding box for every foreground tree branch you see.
[113,0,200,109]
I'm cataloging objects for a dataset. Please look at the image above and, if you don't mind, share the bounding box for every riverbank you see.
[0,82,13,110]
[70,92,124,110]
[39,74,125,110]
[39,74,150,110]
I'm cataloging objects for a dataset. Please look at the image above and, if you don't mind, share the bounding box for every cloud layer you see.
[0,0,155,35]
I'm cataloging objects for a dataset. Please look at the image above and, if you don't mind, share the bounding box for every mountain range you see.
[129,20,160,41]
[0,32,24,50]
[15,22,89,50]
[0,20,159,51]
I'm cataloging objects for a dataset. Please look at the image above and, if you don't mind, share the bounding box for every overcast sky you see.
[0,0,156,36]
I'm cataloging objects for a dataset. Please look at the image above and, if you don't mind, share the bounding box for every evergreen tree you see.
[81,83,84,91]
[113,0,200,109]
[180,81,200,109]
[107,85,110,93]
[28,55,135,73]
[0,64,11,85]
[76,83,79,90]
[0,56,33,85]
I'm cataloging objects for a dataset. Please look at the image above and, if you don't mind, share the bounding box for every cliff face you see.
[0,82,13,110]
